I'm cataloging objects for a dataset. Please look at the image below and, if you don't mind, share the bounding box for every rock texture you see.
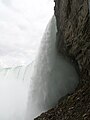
[35,0,90,119]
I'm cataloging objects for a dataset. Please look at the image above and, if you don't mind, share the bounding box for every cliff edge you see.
[35,0,90,119]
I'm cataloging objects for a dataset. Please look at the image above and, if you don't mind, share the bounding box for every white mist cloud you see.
[0,0,54,67]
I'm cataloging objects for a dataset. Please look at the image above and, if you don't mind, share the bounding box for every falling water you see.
[26,16,79,120]
[0,16,79,120]
[0,64,31,120]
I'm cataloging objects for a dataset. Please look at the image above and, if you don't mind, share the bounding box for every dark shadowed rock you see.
[35,0,90,119]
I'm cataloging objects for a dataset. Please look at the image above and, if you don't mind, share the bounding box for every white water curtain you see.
[26,16,79,120]
[0,1,79,120]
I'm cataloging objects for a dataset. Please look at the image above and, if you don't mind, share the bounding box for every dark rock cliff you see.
[35,0,90,119]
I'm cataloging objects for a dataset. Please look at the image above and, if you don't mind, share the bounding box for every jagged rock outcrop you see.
[35,0,90,119]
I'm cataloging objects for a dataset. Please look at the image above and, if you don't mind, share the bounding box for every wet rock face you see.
[35,0,90,119]
[55,0,90,75]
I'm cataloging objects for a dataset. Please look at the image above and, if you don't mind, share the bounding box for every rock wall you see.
[35,0,90,119]
[55,0,90,78]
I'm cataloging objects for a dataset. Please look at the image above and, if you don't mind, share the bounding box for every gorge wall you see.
[35,0,90,119]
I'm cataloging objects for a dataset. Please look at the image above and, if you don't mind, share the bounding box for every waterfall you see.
[0,15,79,120]
[0,65,31,120]
[26,16,79,120]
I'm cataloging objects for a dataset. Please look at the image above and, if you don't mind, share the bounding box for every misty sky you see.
[0,0,54,67]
